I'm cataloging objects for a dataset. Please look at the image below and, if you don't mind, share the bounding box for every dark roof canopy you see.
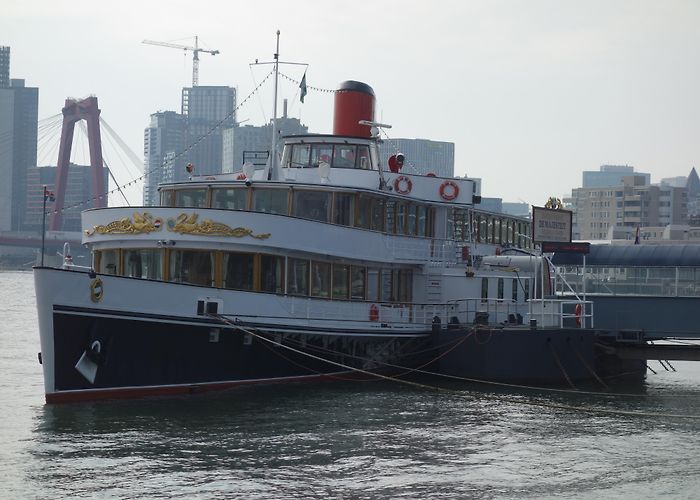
[551,244,700,267]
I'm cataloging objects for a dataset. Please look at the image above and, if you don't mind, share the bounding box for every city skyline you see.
[2,0,699,206]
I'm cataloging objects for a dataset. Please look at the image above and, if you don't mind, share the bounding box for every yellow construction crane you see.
[142,36,219,87]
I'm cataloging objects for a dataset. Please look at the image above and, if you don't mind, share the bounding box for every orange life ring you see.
[369,304,379,322]
[394,175,412,195]
[575,303,582,327]
[439,180,459,201]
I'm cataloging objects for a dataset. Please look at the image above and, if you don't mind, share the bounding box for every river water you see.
[1,270,699,499]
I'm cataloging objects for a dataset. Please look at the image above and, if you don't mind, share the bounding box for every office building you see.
[0,46,39,231]
[378,138,454,177]
[25,164,109,232]
[143,86,236,205]
[222,113,308,172]
[571,175,688,240]
[582,165,650,188]
[143,111,186,206]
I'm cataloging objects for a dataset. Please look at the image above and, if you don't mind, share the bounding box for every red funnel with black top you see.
[333,81,375,138]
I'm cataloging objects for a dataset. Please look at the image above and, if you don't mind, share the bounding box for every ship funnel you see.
[333,81,375,138]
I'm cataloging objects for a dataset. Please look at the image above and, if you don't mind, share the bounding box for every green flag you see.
[299,72,307,103]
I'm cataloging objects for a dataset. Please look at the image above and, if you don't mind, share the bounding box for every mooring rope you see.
[210,314,700,421]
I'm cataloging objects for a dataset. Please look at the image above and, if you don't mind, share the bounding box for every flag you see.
[43,187,55,202]
[634,225,640,244]
[299,72,307,103]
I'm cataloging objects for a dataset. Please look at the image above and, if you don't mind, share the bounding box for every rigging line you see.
[248,65,267,124]
[100,121,139,181]
[278,72,335,94]
[211,315,700,420]
[47,68,276,217]
[102,158,130,206]
[99,117,144,175]
[380,130,419,175]
[36,119,63,165]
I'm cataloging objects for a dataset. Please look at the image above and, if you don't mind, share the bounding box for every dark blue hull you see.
[432,327,645,386]
[48,307,430,403]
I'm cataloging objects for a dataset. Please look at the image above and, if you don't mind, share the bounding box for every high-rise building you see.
[582,165,650,188]
[222,115,308,173]
[25,164,110,232]
[181,85,235,177]
[143,111,185,206]
[0,46,9,88]
[143,86,236,206]
[0,46,39,232]
[377,138,454,178]
[571,175,688,240]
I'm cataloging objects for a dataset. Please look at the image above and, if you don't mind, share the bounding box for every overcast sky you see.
[3,0,699,205]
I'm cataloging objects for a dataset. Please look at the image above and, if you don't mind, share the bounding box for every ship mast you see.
[270,30,281,176]
[250,31,307,180]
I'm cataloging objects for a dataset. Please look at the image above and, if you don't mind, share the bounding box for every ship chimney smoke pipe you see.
[333,81,375,138]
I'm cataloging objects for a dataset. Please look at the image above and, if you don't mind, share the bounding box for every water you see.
[2,270,700,499]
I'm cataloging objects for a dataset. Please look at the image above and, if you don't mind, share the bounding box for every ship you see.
[34,79,630,404]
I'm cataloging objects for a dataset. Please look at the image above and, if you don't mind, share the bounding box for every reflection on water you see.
[3,271,700,499]
[27,379,700,499]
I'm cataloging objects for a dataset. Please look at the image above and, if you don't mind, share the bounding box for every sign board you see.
[541,241,590,254]
[532,206,572,243]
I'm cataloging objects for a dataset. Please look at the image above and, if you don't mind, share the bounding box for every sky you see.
[3,0,699,206]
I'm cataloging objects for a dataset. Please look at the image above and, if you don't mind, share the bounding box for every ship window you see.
[161,189,175,207]
[334,192,354,226]
[287,258,309,296]
[493,219,501,245]
[310,144,333,167]
[497,278,504,300]
[524,279,530,300]
[407,204,418,235]
[398,269,413,302]
[417,205,427,237]
[367,268,380,301]
[512,278,518,302]
[292,190,331,222]
[260,255,284,293]
[212,188,247,210]
[222,252,254,290]
[333,145,356,168]
[479,217,487,243]
[169,250,214,286]
[350,266,366,300]
[332,264,349,299]
[447,210,455,240]
[176,189,208,208]
[371,197,385,231]
[380,269,394,302]
[311,261,331,298]
[481,278,488,302]
[252,188,289,215]
[385,200,396,233]
[290,144,311,167]
[357,145,370,170]
[123,249,163,280]
[396,202,407,234]
[97,249,119,275]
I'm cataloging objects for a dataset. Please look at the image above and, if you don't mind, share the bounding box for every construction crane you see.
[142,36,219,87]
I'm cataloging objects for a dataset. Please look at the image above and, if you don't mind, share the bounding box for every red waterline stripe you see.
[44,371,363,404]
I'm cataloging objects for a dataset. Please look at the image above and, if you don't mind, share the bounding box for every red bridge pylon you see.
[49,96,106,231]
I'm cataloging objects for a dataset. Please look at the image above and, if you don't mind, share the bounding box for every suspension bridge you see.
[0,96,144,266]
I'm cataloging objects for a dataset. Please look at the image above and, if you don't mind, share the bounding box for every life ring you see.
[90,278,103,303]
[439,180,459,201]
[369,304,379,322]
[575,303,582,327]
[394,175,412,195]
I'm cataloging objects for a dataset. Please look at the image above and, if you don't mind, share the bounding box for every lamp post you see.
[41,186,54,267]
